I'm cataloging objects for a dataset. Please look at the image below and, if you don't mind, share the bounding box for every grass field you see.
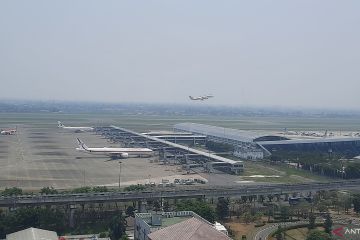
[1,112,360,132]
[240,161,332,183]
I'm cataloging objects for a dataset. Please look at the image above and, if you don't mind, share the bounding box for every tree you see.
[267,195,274,202]
[99,232,108,238]
[275,226,283,240]
[243,211,252,224]
[324,214,332,234]
[280,206,289,222]
[109,214,127,240]
[40,187,58,195]
[343,195,352,214]
[216,198,229,220]
[353,194,360,213]
[125,206,135,217]
[0,207,65,237]
[308,213,316,230]
[297,200,311,219]
[153,200,161,213]
[254,212,263,222]
[306,230,331,240]
[316,201,328,213]
[71,186,91,193]
[176,200,215,223]
[92,186,108,192]
[275,194,281,202]
[267,204,274,222]
[163,201,170,212]
[345,163,360,179]
[124,184,146,192]
[2,187,22,196]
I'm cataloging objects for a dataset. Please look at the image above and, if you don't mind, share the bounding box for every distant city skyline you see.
[1,1,359,110]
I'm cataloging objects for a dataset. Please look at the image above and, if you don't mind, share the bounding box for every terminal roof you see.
[174,123,275,142]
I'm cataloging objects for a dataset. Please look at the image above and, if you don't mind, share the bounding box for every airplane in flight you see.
[58,121,94,132]
[0,127,17,135]
[76,138,153,159]
[189,95,214,101]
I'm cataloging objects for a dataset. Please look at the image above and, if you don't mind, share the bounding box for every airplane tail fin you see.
[58,121,65,128]
[189,96,194,100]
[76,138,88,150]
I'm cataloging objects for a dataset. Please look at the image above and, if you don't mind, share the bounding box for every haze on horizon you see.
[0,1,359,110]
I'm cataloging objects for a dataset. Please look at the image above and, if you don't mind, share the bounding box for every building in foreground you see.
[4,227,110,240]
[6,228,58,240]
[135,211,232,240]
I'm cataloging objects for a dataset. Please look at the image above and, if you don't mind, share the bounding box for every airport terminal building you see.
[174,123,360,159]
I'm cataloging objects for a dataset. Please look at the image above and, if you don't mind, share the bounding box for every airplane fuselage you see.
[76,138,153,158]
[0,129,16,135]
[189,95,214,101]
[76,147,153,155]
[58,121,93,132]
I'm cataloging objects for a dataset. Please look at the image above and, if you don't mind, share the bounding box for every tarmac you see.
[0,124,184,190]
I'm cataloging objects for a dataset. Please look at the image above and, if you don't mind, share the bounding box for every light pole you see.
[118,161,122,189]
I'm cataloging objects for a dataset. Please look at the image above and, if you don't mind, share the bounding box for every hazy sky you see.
[0,1,359,109]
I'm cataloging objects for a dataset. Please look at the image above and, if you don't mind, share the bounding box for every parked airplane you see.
[58,121,94,132]
[0,127,16,135]
[189,95,214,101]
[76,138,153,158]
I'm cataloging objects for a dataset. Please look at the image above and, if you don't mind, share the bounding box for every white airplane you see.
[76,138,153,158]
[58,121,94,132]
[0,128,16,135]
[189,95,214,101]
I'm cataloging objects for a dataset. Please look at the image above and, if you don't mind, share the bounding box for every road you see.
[252,217,360,240]
[254,221,307,240]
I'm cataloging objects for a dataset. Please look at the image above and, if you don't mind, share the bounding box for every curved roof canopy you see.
[174,123,288,143]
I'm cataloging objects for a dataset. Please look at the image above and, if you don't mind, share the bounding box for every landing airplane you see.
[58,121,94,132]
[76,138,153,159]
[0,127,16,135]
[189,95,214,101]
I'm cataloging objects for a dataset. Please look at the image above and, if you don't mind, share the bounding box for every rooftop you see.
[174,123,285,143]
[174,123,360,147]
[111,125,240,165]
[6,227,58,240]
[136,212,194,231]
[158,216,190,228]
[147,217,232,240]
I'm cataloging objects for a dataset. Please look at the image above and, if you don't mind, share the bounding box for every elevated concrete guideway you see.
[110,125,243,173]
[2,180,360,207]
